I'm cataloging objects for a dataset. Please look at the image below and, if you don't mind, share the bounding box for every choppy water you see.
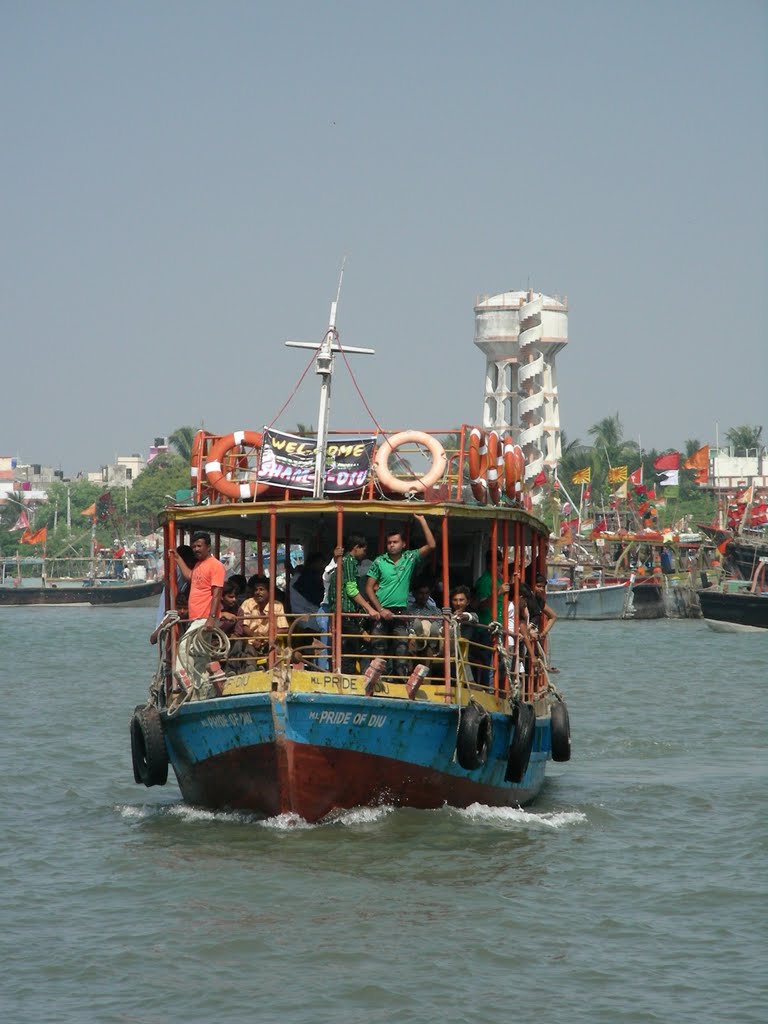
[1,609,766,1024]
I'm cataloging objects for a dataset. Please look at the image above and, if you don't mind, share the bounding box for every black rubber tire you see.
[505,701,536,783]
[130,705,168,787]
[550,700,571,762]
[456,701,493,771]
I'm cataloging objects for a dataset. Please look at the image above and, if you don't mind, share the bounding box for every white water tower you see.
[473,289,568,493]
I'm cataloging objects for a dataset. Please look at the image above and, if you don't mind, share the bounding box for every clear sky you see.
[2,0,766,475]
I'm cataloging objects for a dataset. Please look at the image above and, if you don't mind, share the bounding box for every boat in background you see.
[0,553,162,607]
[698,557,768,633]
[546,578,632,620]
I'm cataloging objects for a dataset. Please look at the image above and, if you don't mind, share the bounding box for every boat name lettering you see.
[202,711,254,728]
[309,710,388,728]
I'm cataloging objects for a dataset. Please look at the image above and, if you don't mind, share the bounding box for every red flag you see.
[583,484,591,500]
[20,526,47,545]
[10,509,30,531]
[533,470,547,487]
[646,488,657,500]
[654,452,680,471]
[629,467,643,485]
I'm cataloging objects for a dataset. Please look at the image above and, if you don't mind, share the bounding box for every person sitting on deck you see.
[328,535,380,676]
[236,574,289,665]
[365,514,436,678]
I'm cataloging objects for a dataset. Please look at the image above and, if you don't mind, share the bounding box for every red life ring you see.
[468,428,488,504]
[374,430,447,495]
[486,431,503,504]
[503,438,525,500]
[205,430,269,500]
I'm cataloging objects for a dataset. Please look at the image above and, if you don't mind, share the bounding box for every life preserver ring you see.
[550,700,571,762]
[503,439,525,500]
[468,428,488,504]
[130,705,169,787]
[505,700,536,783]
[204,430,269,500]
[486,431,503,504]
[456,700,493,771]
[374,430,447,495]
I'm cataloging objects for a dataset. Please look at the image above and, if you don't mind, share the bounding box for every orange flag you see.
[20,526,48,545]
[683,445,708,471]
[81,502,97,517]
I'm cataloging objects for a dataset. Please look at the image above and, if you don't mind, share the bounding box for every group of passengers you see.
[159,524,554,685]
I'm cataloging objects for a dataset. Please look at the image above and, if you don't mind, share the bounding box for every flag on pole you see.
[683,445,708,472]
[96,491,114,521]
[81,502,97,517]
[10,509,30,531]
[658,470,679,487]
[654,452,680,472]
[20,526,47,545]
[629,466,643,485]
[607,466,628,484]
[533,470,547,487]
[613,480,628,499]
[571,467,591,485]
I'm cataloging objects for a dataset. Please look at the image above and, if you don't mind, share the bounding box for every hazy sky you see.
[2,0,766,475]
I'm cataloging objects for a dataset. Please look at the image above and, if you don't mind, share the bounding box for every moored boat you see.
[698,558,768,633]
[546,579,632,620]
[129,299,571,822]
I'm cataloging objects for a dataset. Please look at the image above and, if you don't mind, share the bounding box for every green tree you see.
[127,454,190,533]
[586,413,639,494]
[725,424,763,455]
[169,425,198,463]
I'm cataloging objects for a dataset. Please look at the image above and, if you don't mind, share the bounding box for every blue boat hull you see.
[161,692,552,821]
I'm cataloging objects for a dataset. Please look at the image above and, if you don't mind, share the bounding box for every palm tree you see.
[725,424,763,456]
[586,413,639,493]
[684,438,702,459]
[294,423,315,437]
[169,426,197,463]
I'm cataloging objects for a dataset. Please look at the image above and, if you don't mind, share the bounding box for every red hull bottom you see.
[172,740,543,822]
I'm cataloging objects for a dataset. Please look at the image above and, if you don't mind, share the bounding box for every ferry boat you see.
[129,293,571,821]
[698,557,768,633]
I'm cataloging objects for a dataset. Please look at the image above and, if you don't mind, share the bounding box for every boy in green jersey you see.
[365,514,436,677]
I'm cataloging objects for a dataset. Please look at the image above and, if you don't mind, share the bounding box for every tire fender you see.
[505,700,536,783]
[456,701,493,771]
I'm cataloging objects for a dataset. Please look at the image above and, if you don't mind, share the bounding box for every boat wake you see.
[449,802,586,829]
[117,801,584,830]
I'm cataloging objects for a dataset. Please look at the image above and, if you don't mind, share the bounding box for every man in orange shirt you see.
[170,531,225,630]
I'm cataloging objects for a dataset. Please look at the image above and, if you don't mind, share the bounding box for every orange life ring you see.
[503,438,525,500]
[205,430,268,500]
[486,431,502,504]
[374,430,447,495]
[468,428,488,504]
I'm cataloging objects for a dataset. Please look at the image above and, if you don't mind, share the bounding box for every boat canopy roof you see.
[160,498,548,547]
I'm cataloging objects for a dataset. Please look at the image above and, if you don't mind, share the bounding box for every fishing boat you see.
[129,291,571,822]
[546,578,632,620]
[0,555,162,607]
[698,557,768,633]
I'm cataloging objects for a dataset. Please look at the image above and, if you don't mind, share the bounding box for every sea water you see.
[0,610,765,1024]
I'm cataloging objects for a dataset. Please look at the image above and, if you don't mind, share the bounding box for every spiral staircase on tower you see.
[517,293,546,494]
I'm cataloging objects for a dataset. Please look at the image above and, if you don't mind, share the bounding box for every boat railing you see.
[161,606,547,707]
[185,425,534,508]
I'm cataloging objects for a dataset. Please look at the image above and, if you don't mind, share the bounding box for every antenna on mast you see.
[285,261,375,498]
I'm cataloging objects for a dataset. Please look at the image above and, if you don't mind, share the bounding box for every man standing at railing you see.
[170,530,225,631]
[328,535,380,675]
[366,514,436,678]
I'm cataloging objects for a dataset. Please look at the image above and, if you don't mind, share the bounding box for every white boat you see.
[546,580,633,620]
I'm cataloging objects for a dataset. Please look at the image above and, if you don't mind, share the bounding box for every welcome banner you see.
[258,429,376,493]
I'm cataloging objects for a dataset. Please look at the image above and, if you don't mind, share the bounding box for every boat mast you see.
[285,263,374,499]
